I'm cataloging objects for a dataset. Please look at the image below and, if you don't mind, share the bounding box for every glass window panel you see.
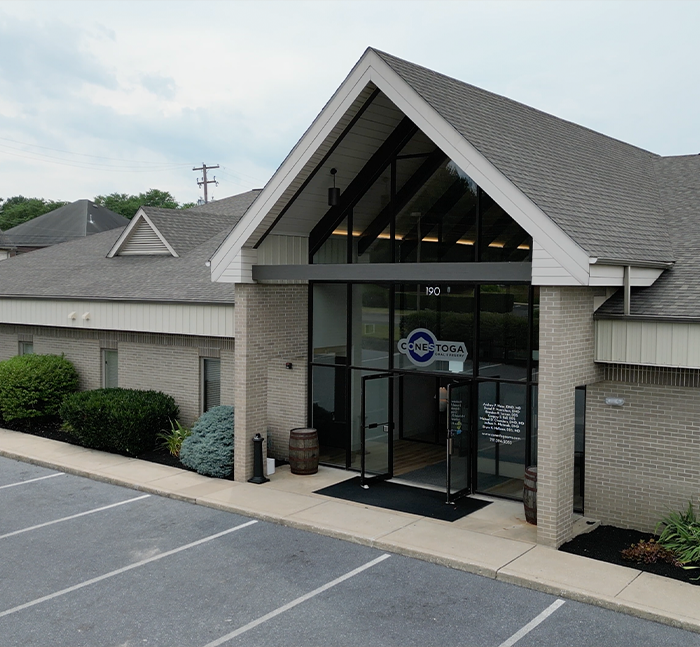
[531,287,539,382]
[312,283,347,365]
[313,365,348,467]
[351,284,390,370]
[479,191,532,262]
[395,160,477,264]
[352,169,393,264]
[477,381,527,499]
[574,386,586,513]
[18,341,33,355]
[202,358,221,411]
[394,283,474,375]
[312,215,349,264]
[478,285,529,381]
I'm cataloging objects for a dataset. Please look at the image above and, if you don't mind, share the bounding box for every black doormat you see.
[314,476,490,522]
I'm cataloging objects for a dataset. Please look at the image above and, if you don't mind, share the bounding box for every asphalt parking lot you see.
[1,455,700,647]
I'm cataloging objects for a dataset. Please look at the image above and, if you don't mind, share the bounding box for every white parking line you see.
[0,494,151,540]
[499,599,566,647]
[0,519,258,619]
[0,472,64,490]
[204,553,392,647]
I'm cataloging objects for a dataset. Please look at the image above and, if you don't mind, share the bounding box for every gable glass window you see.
[202,358,221,412]
[18,341,33,355]
[310,130,532,265]
[103,350,118,388]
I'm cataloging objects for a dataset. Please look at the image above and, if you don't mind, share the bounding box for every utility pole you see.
[193,163,219,203]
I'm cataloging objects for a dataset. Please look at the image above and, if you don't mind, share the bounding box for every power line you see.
[0,136,192,167]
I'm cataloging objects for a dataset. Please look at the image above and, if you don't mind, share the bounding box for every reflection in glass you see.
[313,215,348,264]
[478,285,529,381]
[394,284,474,375]
[531,287,540,382]
[312,283,347,365]
[479,191,532,262]
[395,160,477,264]
[350,370,391,475]
[574,386,585,513]
[313,365,348,467]
[351,284,391,370]
[477,381,527,499]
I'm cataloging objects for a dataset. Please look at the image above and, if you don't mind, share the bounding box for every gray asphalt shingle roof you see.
[4,200,128,247]
[597,155,700,318]
[375,49,675,265]
[0,190,260,303]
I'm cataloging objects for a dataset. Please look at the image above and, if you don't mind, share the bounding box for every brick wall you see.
[33,336,102,391]
[119,343,201,426]
[537,287,601,547]
[0,325,235,428]
[234,284,308,481]
[586,378,700,532]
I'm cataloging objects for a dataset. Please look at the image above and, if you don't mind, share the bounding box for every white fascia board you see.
[107,208,178,258]
[210,59,377,282]
[366,54,590,286]
[211,49,590,286]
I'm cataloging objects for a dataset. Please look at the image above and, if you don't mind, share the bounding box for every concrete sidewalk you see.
[1,427,699,633]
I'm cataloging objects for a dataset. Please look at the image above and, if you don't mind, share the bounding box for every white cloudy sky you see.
[0,0,698,205]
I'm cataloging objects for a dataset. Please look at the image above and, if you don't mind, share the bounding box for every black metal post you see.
[248,433,269,484]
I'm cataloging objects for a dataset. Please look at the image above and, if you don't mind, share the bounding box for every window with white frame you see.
[103,349,118,388]
[202,358,221,412]
[18,341,34,355]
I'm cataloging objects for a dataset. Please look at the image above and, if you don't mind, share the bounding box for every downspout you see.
[623,265,631,316]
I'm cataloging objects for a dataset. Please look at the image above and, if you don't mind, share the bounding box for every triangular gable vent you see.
[108,211,178,257]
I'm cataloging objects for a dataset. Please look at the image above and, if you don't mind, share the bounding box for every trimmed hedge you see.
[0,354,79,422]
[59,388,179,456]
[180,406,234,478]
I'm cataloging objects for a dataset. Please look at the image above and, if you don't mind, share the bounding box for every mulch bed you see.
[560,524,700,585]
[0,416,196,472]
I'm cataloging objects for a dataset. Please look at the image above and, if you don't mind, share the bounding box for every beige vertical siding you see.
[0,299,234,338]
[596,319,700,369]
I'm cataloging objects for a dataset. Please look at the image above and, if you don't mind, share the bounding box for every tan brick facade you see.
[233,284,308,482]
[586,376,700,532]
[0,325,234,427]
[537,287,601,547]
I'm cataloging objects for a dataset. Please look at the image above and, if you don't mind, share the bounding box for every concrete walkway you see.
[1,427,699,634]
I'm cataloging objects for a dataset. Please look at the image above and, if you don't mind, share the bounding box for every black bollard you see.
[248,433,269,484]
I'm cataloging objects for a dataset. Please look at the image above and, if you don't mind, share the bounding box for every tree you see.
[0,196,69,231]
[94,189,192,220]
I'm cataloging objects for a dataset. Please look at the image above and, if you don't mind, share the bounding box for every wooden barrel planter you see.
[289,428,319,475]
[523,466,537,525]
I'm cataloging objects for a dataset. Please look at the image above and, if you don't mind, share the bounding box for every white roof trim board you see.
[208,49,639,287]
[107,209,179,258]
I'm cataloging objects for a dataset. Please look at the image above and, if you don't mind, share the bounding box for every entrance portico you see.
[217,48,672,547]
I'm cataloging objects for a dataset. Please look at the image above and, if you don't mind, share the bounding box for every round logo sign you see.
[397,328,438,366]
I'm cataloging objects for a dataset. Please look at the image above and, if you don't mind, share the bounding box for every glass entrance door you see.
[360,373,393,486]
[446,381,471,501]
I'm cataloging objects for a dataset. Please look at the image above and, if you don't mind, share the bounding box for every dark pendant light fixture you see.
[328,168,340,206]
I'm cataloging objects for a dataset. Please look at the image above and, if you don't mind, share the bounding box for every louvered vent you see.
[118,219,172,255]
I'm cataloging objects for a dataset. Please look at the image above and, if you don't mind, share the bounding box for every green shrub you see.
[656,502,700,567]
[0,354,79,422]
[180,406,234,478]
[157,419,191,457]
[59,388,179,455]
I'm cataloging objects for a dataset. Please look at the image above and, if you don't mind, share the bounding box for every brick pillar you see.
[537,287,600,547]
[233,283,308,482]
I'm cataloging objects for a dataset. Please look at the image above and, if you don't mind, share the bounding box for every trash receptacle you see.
[289,428,319,475]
